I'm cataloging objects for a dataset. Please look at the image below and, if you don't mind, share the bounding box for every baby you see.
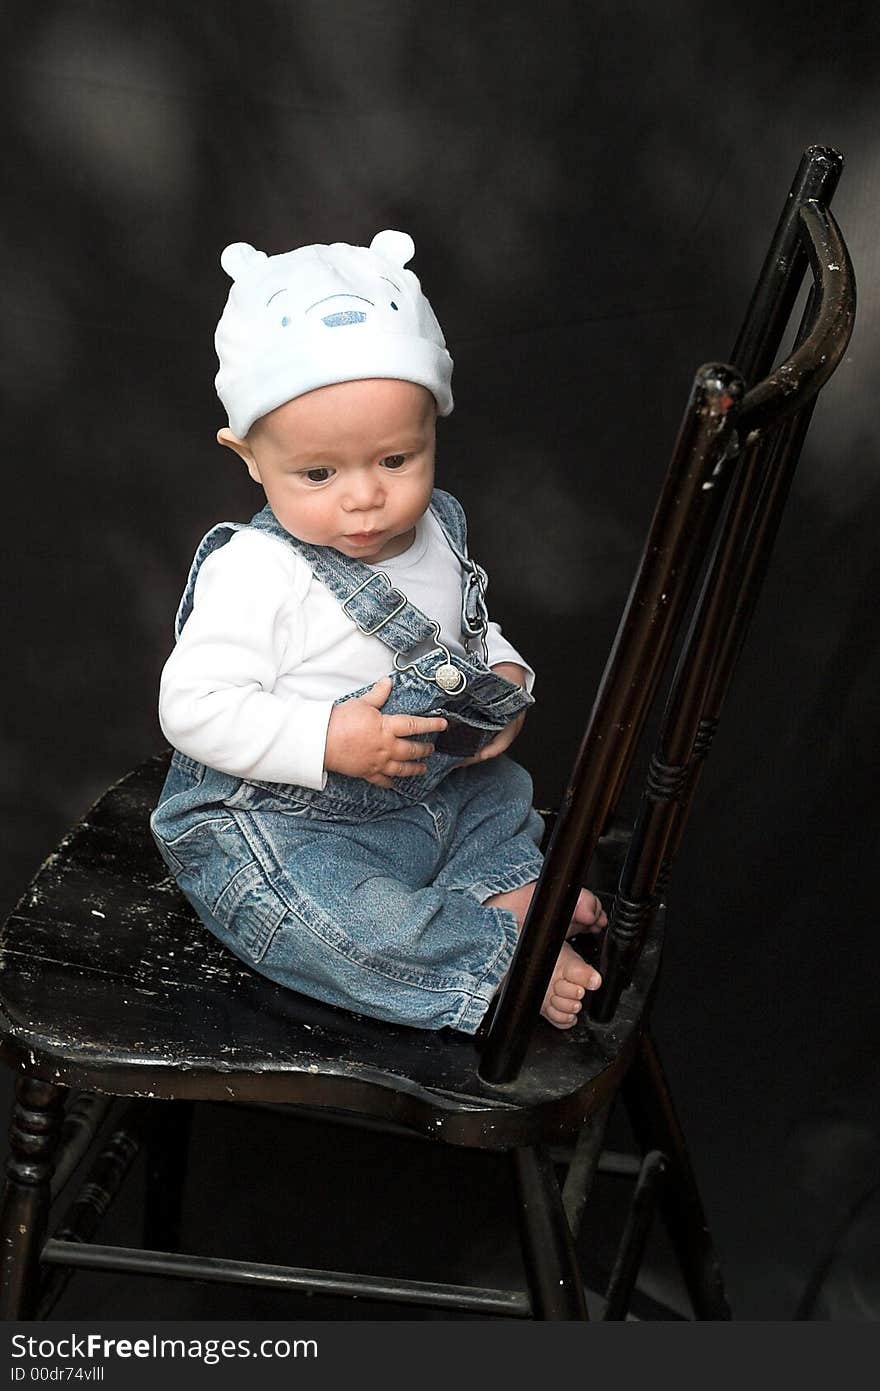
[150,230,605,1034]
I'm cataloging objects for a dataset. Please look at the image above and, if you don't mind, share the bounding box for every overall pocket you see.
[162,810,289,964]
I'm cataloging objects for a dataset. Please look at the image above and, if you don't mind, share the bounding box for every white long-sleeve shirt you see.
[158,506,534,791]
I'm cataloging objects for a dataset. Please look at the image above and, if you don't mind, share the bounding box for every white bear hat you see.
[214,229,454,437]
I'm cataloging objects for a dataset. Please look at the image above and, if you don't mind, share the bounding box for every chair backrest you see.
[480,145,856,1083]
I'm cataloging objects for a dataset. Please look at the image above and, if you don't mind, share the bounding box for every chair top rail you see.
[730,144,843,386]
[737,201,855,439]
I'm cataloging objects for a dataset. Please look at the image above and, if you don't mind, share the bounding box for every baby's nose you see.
[344,472,384,508]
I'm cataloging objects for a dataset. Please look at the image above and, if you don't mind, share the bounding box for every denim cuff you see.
[452,904,520,1034]
[460,854,545,905]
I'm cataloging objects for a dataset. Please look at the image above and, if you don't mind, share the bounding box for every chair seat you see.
[0,754,661,1149]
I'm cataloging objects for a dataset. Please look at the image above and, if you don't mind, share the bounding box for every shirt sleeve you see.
[485,620,536,693]
[158,532,333,790]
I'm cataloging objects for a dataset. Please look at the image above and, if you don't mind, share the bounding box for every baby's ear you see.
[219,242,268,281]
[216,426,244,453]
[217,427,261,482]
[369,230,415,267]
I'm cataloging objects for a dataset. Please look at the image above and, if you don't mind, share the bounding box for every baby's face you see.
[245,378,436,563]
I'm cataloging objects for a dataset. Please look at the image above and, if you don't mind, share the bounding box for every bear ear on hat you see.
[220,242,269,281]
[369,230,415,267]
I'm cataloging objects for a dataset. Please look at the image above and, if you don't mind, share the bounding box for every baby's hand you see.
[458,711,527,766]
[458,662,529,767]
[324,677,448,788]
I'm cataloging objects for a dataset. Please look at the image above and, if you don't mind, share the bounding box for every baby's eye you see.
[381,454,406,469]
[302,467,334,484]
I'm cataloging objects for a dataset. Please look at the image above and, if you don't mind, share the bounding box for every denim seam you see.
[447,856,544,903]
[170,751,204,780]
[150,825,184,876]
[210,855,259,917]
[164,814,235,851]
[215,863,289,961]
[417,798,448,843]
[453,907,519,1032]
[231,809,299,912]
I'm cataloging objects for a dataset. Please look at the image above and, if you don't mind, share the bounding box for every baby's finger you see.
[386,713,448,737]
[393,740,435,761]
[365,772,394,787]
[471,729,512,762]
[362,676,394,708]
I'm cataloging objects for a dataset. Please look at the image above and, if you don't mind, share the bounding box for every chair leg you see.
[602,1149,668,1320]
[622,1031,731,1319]
[0,1074,67,1319]
[37,1112,143,1319]
[512,1144,589,1320]
[561,1102,612,1238]
[143,1100,194,1252]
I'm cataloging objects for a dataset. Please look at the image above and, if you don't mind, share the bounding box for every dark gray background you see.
[2,0,878,1320]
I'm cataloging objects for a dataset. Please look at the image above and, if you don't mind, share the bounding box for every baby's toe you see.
[554,978,585,1003]
[549,986,582,1013]
[542,1001,579,1029]
[562,950,602,992]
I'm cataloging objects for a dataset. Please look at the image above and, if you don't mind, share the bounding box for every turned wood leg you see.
[0,1074,66,1319]
[622,1031,731,1319]
[513,1144,589,1320]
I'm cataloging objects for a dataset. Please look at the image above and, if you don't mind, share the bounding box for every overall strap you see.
[428,489,491,650]
[247,490,489,660]
[173,512,435,653]
[174,521,250,639]
[248,507,434,656]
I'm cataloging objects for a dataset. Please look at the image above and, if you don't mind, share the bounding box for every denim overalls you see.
[150,490,545,1033]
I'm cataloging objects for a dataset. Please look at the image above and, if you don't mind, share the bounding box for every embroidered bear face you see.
[220,230,428,341]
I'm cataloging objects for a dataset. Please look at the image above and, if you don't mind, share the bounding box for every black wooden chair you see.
[0,146,855,1321]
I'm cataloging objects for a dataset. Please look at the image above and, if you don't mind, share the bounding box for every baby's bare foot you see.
[542,940,598,1029]
[566,887,607,937]
[486,880,603,1029]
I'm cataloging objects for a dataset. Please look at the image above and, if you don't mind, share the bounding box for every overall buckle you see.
[394,622,468,694]
[341,571,407,636]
